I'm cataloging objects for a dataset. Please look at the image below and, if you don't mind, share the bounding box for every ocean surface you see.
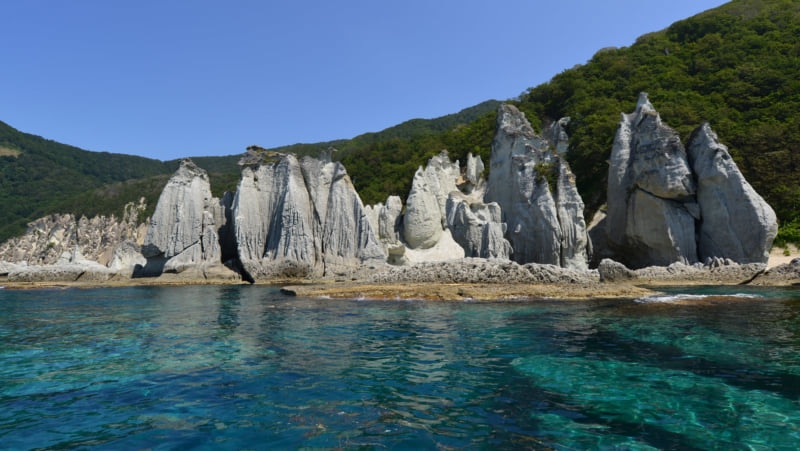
[1,284,799,450]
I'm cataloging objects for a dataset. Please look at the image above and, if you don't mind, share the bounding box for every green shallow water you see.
[0,285,799,450]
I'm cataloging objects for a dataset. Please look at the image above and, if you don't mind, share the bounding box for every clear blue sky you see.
[1,0,729,161]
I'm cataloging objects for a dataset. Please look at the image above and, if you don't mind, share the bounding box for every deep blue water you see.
[1,285,799,450]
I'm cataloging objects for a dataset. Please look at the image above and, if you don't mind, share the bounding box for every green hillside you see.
[2,0,799,246]
[336,0,800,240]
[0,121,174,240]
[520,0,800,223]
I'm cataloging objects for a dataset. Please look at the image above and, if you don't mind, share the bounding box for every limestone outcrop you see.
[445,192,511,259]
[232,150,385,279]
[141,159,227,275]
[597,258,767,285]
[485,104,589,269]
[688,123,778,264]
[0,200,147,267]
[605,93,776,268]
[402,151,460,249]
[606,93,698,268]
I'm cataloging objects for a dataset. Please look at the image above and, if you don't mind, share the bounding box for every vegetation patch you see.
[0,146,20,157]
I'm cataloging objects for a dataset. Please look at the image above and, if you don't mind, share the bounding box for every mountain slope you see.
[518,0,800,224]
[0,121,174,240]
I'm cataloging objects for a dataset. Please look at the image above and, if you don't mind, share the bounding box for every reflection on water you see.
[0,285,799,449]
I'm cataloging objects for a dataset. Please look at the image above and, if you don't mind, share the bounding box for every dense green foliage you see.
[518,0,800,224]
[2,0,799,248]
[0,121,172,241]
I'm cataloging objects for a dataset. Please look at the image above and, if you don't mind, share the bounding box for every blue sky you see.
[2,0,729,161]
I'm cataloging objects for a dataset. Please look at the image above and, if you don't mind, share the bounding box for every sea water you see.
[1,285,799,450]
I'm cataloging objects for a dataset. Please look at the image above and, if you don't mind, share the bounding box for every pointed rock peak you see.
[319,146,337,163]
[497,104,536,139]
[544,117,571,155]
[175,158,208,180]
[636,91,651,110]
[239,145,288,167]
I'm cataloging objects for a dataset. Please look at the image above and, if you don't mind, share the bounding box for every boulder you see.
[688,123,777,264]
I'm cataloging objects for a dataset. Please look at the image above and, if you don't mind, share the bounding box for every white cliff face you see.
[484,104,589,269]
[606,94,776,268]
[232,155,317,277]
[485,104,553,211]
[0,199,147,269]
[301,155,385,274]
[688,123,777,263]
[232,152,385,279]
[555,161,589,270]
[142,159,224,273]
[606,93,699,268]
[403,166,445,249]
[445,191,511,259]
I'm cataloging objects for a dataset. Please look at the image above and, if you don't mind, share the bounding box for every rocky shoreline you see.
[2,255,797,301]
[0,96,795,297]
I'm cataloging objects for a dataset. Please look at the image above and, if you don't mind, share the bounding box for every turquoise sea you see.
[1,285,799,450]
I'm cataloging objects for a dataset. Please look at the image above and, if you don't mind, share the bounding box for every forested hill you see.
[327,0,799,239]
[0,121,174,240]
[2,0,800,243]
[0,101,500,242]
[519,0,800,226]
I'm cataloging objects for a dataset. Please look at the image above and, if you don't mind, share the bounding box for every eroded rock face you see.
[688,123,777,264]
[142,159,224,274]
[402,151,460,249]
[232,152,384,279]
[0,199,147,268]
[606,94,776,268]
[606,93,699,268]
[485,104,588,268]
[445,192,511,259]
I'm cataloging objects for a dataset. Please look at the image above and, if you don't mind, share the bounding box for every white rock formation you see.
[606,94,776,268]
[445,191,511,259]
[688,123,777,263]
[485,104,589,269]
[606,93,699,268]
[142,159,225,274]
[403,151,460,249]
[232,151,384,279]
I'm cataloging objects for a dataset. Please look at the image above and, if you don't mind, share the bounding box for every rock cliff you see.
[485,104,589,269]
[141,159,227,275]
[606,93,699,268]
[688,123,777,264]
[0,199,147,269]
[232,150,385,279]
[606,94,776,268]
